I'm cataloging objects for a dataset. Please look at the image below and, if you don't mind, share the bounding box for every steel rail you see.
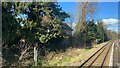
[79,40,113,68]
[100,41,113,68]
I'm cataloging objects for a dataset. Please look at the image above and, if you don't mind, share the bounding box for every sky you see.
[58,2,119,33]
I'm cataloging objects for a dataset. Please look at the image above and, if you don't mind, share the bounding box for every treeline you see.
[73,20,109,48]
[2,2,118,66]
[106,30,118,39]
[73,20,118,48]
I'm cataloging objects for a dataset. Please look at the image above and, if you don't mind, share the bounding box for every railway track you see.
[79,40,115,68]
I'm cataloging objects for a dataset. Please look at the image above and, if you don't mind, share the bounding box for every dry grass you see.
[38,41,109,66]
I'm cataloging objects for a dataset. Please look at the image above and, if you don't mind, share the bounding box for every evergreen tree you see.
[14,2,70,44]
[96,22,105,43]
[80,20,97,47]
[2,2,70,65]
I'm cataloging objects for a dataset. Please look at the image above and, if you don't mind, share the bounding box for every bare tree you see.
[74,2,97,34]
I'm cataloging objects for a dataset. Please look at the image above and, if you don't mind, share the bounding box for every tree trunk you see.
[84,40,86,48]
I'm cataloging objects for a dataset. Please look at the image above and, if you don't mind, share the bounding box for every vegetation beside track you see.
[2,2,118,66]
[37,41,109,66]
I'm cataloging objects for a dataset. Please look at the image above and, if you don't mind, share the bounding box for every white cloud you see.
[102,18,119,25]
[102,18,119,33]
[107,28,118,33]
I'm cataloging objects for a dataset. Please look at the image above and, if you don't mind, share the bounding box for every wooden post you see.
[34,47,37,66]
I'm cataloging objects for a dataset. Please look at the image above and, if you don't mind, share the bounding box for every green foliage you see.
[119,34,120,39]
[74,20,110,47]
[2,2,21,45]
[80,20,97,43]
[20,2,69,43]
[74,22,81,36]
[2,2,70,45]
[96,22,106,43]
[96,21,108,42]
[2,2,70,66]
